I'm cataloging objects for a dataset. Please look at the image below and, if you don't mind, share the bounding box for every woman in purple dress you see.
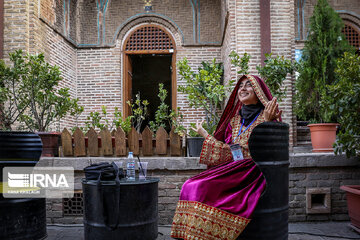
[171,75,282,240]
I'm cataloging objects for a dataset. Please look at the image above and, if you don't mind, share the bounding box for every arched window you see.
[342,23,360,50]
[125,25,174,51]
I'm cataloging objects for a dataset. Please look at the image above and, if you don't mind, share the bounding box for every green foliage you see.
[83,106,132,134]
[188,123,201,137]
[149,83,171,132]
[169,108,186,136]
[0,53,29,130]
[0,50,83,131]
[229,51,250,75]
[325,52,360,157]
[126,93,149,132]
[113,107,132,134]
[294,0,353,123]
[149,83,186,135]
[257,53,297,101]
[177,58,234,134]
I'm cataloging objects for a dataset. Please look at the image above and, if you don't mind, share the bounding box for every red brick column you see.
[260,0,271,65]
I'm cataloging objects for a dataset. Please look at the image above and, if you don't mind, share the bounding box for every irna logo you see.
[8,172,69,188]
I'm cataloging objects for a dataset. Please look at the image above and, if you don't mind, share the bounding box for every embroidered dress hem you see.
[171,200,250,240]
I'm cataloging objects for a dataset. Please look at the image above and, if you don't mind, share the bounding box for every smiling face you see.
[237,78,259,105]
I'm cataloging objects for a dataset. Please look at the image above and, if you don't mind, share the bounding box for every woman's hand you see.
[264,97,282,121]
[190,119,209,138]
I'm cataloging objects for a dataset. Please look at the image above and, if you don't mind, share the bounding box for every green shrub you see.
[294,0,353,123]
[326,52,360,157]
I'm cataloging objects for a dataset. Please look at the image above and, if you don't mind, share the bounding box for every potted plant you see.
[0,59,43,164]
[0,50,83,156]
[177,58,233,157]
[294,0,353,152]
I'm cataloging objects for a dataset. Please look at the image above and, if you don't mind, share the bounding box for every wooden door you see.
[124,54,132,117]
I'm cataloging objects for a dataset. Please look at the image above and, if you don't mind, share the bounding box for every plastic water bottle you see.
[126,152,135,181]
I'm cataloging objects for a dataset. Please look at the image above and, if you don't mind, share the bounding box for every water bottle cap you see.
[129,152,133,154]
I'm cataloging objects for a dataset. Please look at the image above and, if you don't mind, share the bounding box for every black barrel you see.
[83,178,159,240]
[0,131,43,161]
[0,131,46,240]
[0,131,43,184]
[239,122,289,240]
[0,198,46,240]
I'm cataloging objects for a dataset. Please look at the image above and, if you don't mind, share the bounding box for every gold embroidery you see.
[231,111,265,159]
[171,200,250,240]
[199,134,232,167]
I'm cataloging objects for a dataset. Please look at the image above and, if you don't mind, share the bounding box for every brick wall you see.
[76,46,122,124]
[3,0,30,58]
[221,0,237,86]
[42,154,360,225]
[40,0,222,46]
[271,0,296,148]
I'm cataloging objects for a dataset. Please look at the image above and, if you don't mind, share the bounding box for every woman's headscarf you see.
[214,75,278,142]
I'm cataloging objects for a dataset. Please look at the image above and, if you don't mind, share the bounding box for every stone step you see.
[297,141,312,146]
[297,136,311,141]
[293,145,313,153]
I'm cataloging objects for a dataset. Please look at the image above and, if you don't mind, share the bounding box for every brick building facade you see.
[2,0,359,146]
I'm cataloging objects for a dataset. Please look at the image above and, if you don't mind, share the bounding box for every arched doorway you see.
[122,24,176,129]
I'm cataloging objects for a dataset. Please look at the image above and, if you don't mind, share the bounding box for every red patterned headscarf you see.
[214,75,278,142]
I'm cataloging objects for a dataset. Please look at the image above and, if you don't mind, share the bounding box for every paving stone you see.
[44,222,360,240]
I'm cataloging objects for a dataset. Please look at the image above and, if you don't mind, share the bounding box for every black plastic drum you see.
[0,198,46,240]
[239,122,289,240]
[82,178,159,240]
[0,131,46,240]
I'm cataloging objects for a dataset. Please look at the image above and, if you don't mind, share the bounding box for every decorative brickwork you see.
[125,25,174,51]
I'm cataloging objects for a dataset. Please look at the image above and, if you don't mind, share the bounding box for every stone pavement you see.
[46,222,360,240]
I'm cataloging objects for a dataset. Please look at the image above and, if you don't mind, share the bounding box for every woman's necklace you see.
[232,112,261,144]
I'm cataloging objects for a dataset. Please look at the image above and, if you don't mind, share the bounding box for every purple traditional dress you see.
[171,75,280,240]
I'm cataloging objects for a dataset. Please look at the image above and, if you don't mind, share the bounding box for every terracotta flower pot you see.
[37,132,60,157]
[340,185,360,231]
[307,123,339,152]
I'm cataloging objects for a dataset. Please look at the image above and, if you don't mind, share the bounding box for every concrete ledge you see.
[38,157,207,171]
[38,153,359,171]
[289,153,360,168]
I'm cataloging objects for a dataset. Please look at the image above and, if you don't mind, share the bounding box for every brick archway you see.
[122,24,177,118]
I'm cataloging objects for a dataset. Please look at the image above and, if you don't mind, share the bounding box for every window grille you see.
[63,191,83,216]
[125,25,174,51]
[342,24,360,49]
